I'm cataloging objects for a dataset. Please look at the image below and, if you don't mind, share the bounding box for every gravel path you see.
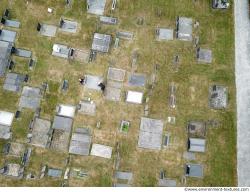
[234,0,250,187]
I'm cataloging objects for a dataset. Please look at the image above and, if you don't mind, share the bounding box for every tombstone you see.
[167,117,176,124]
[69,48,74,57]
[66,0,71,5]
[160,169,166,179]
[35,107,41,117]
[98,82,105,92]
[114,38,119,48]
[111,0,117,10]
[28,59,36,70]
[8,61,15,70]
[27,133,32,143]
[15,110,21,119]
[137,17,144,25]
[4,9,10,18]
[89,50,97,62]
[194,36,199,47]
[1,17,6,24]
[37,23,41,32]
[24,74,29,82]
[61,79,69,92]
[11,47,16,54]
[173,55,180,71]
[42,82,49,93]
[194,21,199,28]
[163,134,170,147]
[59,19,65,28]
[181,176,186,185]
[96,121,101,129]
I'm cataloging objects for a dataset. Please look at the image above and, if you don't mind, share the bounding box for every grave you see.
[59,18,78,33]
[212,0,230,9]
[5,142,25,157]
[91,33,111,53]
[185,163,203,178]
[126,91,143,104]
[0,29,17,43]
[47,168,62,178]
[70,168,88,179]
[87,0,106,15]
[3,73,25,92]
[69,128,92,156]
[90,143,112,159]
[138,117,164,150]
[107,67,126,82]
[156,28,174,41]
[0,110,14,139]
[116,31,134,40]
[56,104,76,118]
[0,40,12,77]
[30,117,52,148]
[0,163,24,178]
[84,75,103,91]
[52,115,73,132]
[176,17,193,41]
[197,48,212,64]
[38,23,57,37]
[73,49,89,63]
[19,86,42,110]
[3,19,20,28]
[188,138,206,153]
[114,171,133,186]
[120,120,130,133]
[52,44,72,59]
[78,100,96,116]
[105,86,121,102]
[14,48,32,58]
[100,16,118,25]
[209,85,228,109]
[50,115,73,152]
[128,73,146,87]
[187,121,206,137]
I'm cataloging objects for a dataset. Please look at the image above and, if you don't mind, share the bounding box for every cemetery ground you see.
[0,0,236,187]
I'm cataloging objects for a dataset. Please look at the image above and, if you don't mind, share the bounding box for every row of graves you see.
[167,3,228,185]
[37,12,90,63]
[0,9,50,180]
[151,2,228,185]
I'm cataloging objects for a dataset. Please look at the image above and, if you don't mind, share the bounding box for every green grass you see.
[0,0,236,187]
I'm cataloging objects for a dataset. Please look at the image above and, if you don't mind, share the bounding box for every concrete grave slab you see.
[90,143,112,159]
[0,29,17,43]
[40,24,57,37]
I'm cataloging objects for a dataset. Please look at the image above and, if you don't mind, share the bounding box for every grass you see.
[0,0,236,187]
